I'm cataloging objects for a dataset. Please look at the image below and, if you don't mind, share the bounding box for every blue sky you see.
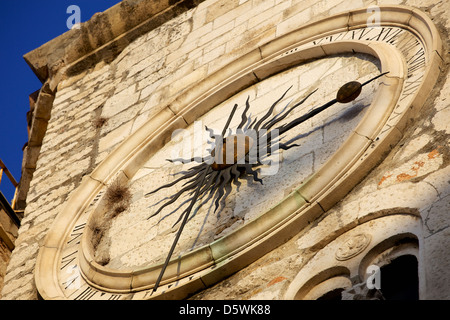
[0,0,121,201]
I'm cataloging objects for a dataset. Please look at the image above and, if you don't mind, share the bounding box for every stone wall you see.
[0,186,20,298]
[0,239,11,300]
[0,211,16,299]
[2,0,449,300]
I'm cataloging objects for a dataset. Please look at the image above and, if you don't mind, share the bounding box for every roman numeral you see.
[396,36,420,57]
[312,32,348,45]
[62,273,80,290]
[368,27,403,44]
[90,191,104,207]
[61,250,78,270]
[313,36,330,45]
[407,47,426,76]
[400,75,424,101]
[381,27,402,43]
[352,28,373,40]
[379,122,394,137]
[74,287,98,300]
[73,288,122,300]
[67,223,86,245]
[384,28,403,44]
[311,27,412,49]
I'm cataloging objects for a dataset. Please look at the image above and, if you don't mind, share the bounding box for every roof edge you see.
[23,0,205,85]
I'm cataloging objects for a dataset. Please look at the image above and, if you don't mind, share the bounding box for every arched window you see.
[285,214,423,300]
[378,254,419,300]
[317,288,346,300]
[344,235,420,300]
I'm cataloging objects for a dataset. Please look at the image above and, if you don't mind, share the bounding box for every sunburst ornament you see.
[147,72,388,293]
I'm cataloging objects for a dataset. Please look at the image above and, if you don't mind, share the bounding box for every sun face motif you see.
[145,86,314,223]
[146,72,388,292]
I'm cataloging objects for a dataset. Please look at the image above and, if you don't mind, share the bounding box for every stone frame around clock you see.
[78,40,404,297]
[34,5,443,300]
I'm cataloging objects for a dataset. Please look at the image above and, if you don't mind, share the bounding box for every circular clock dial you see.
[35,6,441,300]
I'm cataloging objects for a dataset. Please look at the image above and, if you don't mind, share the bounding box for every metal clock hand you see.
[152,105,240,294]
[152,166,210,294]
[278,71,389,136]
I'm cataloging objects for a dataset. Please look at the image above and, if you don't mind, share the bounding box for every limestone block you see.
[432,107,450,134]
[4,242,39,274]
[247,0,290,30]
[423,164,450,200]
[297,133,371,204]
[377,151,444,189]
[22,146,41,170]
[422,194,450,237]
[392,134,431,162]
[1,273,35,299]
[98,121,134,155]
[205,0,239,25]
[14,220,50,249]
[275,7,312,38]
[422,228,450,299]
[102,86,140,119]
[28,118,48,148]
[185,21,213,45]
[361,181,438,215]
[213,0,252,28]
[34,92,55,121]
[348,5,413,29]
[53,88,81,106]
[167,65,208,98]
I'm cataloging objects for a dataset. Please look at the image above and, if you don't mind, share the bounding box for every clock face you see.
[35,6,442,300]
[93,53,381,270]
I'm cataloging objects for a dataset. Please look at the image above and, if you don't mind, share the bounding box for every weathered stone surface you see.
[2,0,449,301]
[23,0,207,83]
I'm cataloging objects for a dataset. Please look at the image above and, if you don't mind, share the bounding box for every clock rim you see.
[79,40,404,295]
[34,5,442,300]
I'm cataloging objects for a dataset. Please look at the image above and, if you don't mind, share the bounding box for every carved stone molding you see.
[335,234,371,261]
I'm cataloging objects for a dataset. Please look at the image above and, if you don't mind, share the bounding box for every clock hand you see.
[152,166,211,294]
[222,104,238,137]
[277,96,337,136]
[150,72,389,294]
[152,103,241,294]
[277,71,389,136]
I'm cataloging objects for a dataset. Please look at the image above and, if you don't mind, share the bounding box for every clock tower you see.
[2,0,449,300]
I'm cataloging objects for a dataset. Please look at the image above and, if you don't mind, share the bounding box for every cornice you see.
[23,0,205,86]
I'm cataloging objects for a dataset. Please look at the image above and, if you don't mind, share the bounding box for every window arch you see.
[354,233,420,300]
[293,267,351,300]
[285,213,422,300]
